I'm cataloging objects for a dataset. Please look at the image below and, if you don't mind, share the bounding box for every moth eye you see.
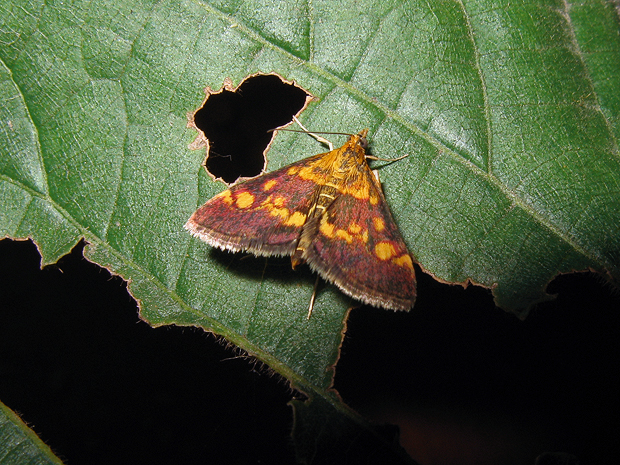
[359,137,368,150]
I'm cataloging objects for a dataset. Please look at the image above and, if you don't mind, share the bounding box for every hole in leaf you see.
[190,73,311,185]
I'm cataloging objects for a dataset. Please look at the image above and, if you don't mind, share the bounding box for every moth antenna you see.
[365,153,409,163]
[269,116,360,152]
[293,116,334,151]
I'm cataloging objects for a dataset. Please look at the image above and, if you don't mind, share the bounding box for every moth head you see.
[357,129,369,150]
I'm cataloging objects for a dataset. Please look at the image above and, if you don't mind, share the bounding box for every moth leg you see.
[293,115,334,151]
[307,274,320,319]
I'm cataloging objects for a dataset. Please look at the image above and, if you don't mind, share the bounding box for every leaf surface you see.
[1,0,619,462]
[0,401,63,465]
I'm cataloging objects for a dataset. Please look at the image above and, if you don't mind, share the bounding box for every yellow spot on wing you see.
[373,217,385,232]
[269,207,289,219]
[284,211,306,227]
[393,254,414,270]
[361,230,369,243]
[263,179,277,191]
[336,229,353,243]
[298,165,324,181]
[348,223,362,234]
[256,193,302,224]
[375,241,396,260]
[319,219,335,238]
[235,191,255,208]
[217,190,234,205]
[319,219,366,244]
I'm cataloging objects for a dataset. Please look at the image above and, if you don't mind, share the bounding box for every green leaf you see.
[0,401,63,465]
[1,0,619,462]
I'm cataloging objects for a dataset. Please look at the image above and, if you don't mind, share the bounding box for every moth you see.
[185,123,416,316]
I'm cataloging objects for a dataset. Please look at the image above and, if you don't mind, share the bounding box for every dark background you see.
[0,237,618,465]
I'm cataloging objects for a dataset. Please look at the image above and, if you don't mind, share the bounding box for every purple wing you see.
[185,154,325,257]
[302,171,416,311]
